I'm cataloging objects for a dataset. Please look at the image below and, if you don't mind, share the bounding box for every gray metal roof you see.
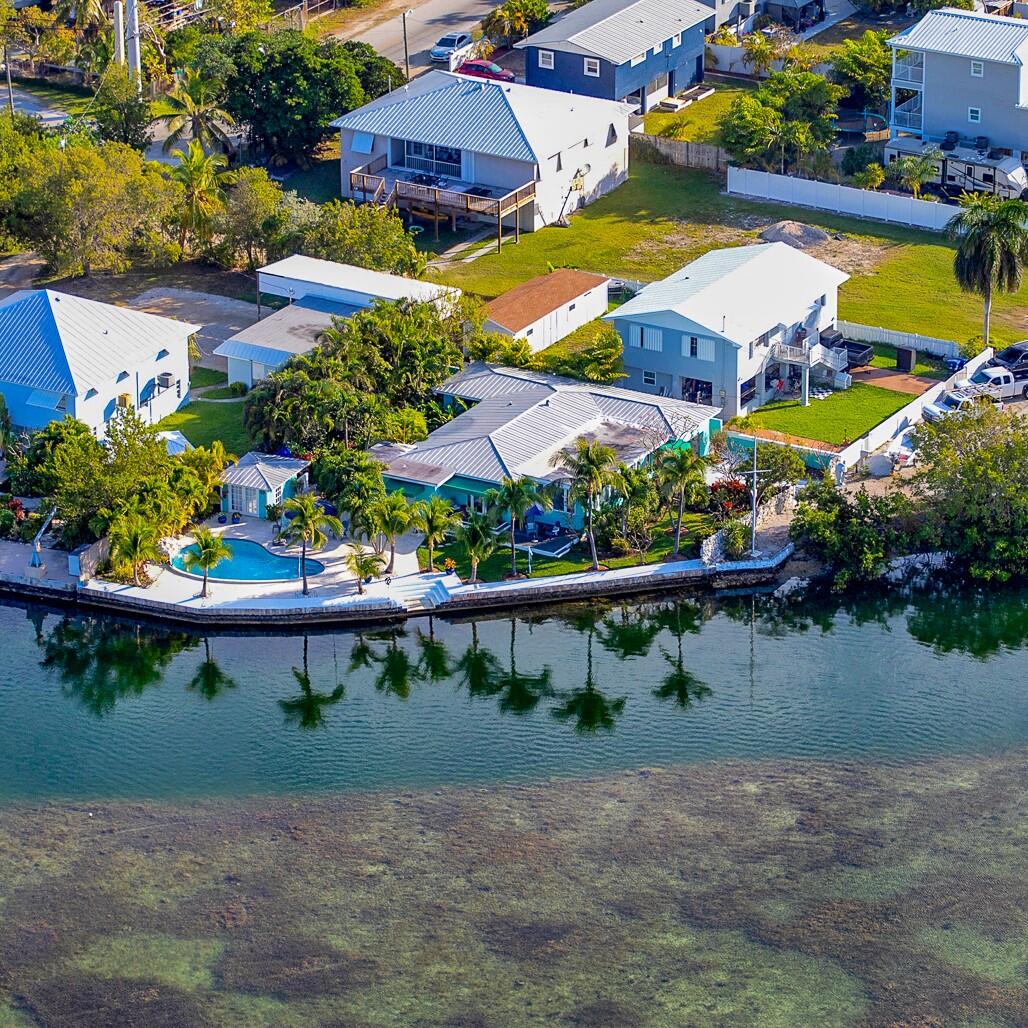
[518,0,711,64]
[0,289,199,397]
[214,298,356,368]
[381,363,718,488]
[221,452,310,491]
[888,9,1028,64]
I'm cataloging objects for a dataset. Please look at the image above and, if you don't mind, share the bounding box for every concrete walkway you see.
[799,0,856,40]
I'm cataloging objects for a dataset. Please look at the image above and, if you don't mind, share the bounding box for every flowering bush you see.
[710,479,747,516]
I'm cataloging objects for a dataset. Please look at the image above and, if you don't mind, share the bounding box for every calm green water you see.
[1,585,1027,800]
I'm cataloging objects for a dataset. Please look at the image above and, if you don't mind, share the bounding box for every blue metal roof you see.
[0,291,76,394]
[334,76,538,164]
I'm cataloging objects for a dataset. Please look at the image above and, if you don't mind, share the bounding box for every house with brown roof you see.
[484,269,609,353]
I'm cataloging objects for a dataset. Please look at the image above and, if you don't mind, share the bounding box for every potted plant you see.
[231,511,241,524]
[444,557,458,575]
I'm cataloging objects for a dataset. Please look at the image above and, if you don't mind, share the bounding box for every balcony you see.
[892,55,924,85]
[773,341,847,373]
[892,94,923,132]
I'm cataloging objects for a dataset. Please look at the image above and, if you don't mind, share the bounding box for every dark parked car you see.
[991,341,1028,386]
[457,59,515,82]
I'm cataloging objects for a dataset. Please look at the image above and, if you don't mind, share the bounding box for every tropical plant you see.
[90,66,152,150]
[279,636,345,729]
[656,446,710,559]
[548,440,618,571]
[742,32,781,78]
[853,162,885,191]
[0,394,12,457]
[367,490,411,575]
[945,193,1028,348]
[181,526,232,599]
[482,0,548,45]
[485,475,552,578]
[887,148,941,200]
[345,545,385,594]
[280,492,344,596]
[156,69,236,154]
[169,139,236,254]
[109,511,161,586]
[456,511,496,583]
[412,495,460,572]
[829,30,891,110]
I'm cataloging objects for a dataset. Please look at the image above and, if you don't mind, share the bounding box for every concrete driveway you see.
[130,287,258,367]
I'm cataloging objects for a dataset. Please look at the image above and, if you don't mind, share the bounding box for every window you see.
[651,44,661,56]
[569,302,576,311]
[117,370,129,382]
[538,49,554,69]
[156,348,169,359]
[643,370,657,386]
[628,325,643,347]
[584,57,600,77]
[526,327,534,336]
[630,52,645,66]
[56,395,67,412]
[642,326,662,351]
[971,60,983,77]
[684,337,714,361]
[672,32,681,47]
[404,140,462,176]
[689,336,698,358]
[352,131,374,155]
[968,106,982,124]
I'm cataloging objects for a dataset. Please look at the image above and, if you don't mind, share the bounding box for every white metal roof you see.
[888,8,1028,64]
[517,0,711,63]
[0,289,199,397]
[221,452,310,491]
[381,363,718,487]
[258,255,459,305]
[333,71,633,166]
[605,243,849,346]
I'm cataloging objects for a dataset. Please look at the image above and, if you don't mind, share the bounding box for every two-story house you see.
[0,290,197,438]
[886,9,1028,197]
[334,72,633,240]
[605,243,850,419]
[516,0,711,113]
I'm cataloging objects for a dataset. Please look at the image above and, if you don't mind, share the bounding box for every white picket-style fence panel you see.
[838,321,962,360]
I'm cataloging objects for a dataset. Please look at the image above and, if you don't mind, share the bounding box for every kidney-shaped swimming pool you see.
[172,538,325,582]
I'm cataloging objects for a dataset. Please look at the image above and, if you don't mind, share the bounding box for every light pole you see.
[401,9,413,82]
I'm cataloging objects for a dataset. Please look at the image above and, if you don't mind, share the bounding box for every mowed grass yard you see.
[432,163,1028,346]
[643,78,758,143]
[158,400,253,457]
[737,382,912,446]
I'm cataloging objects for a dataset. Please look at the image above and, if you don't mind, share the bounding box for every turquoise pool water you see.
[172,538,325,582]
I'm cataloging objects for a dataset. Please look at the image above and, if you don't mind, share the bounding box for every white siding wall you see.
[227,356,254,388]
[486,283,609,352]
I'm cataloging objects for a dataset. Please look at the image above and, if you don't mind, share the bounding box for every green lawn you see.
[157,400,252,456]
[869,344,949,380]
[286,141,341,205]
[643,78,758,144]
[189,367,227,389]
[12,77,93,118]
[737,382,912,446]
[435,163,1027,345]
[419,513,713,582]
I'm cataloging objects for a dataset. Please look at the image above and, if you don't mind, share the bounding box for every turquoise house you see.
[371,364,721,530]
[220,453,311,518]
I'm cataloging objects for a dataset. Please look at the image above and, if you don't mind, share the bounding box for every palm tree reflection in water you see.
[551,609,627,733]
[279,635,345,730]
[186,638,238,701]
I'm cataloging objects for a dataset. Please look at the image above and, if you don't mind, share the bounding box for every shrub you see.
[841,142,880,177]
[609,535,633,557]
[721,518,749,560]
[0,508,15,538]
[230,381,248,397]
[18,513,42,544]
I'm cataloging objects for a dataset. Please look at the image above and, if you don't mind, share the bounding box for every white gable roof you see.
[0,289,199,398]
[606,243,849,346]
[333,72,633,166]
[888,8,1028,64]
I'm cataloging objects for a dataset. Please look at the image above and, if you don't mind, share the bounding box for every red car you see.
[457,59,516,82]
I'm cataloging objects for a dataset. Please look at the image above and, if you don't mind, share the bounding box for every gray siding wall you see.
[920,53,1028,154]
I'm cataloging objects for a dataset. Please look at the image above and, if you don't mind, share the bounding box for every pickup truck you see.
[922,388,996,424]
[954,365,1023,401]
[990,341,1028,386]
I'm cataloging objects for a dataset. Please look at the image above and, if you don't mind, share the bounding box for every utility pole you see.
[113,0,126,65]
[401,9,413,82]
[126,0,141,91]
[742,435,770,558]
[4,46,14,117]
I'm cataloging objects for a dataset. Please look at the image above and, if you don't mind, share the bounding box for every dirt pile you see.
[760,220,832,249]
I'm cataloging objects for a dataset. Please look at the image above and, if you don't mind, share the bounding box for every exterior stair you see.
[381,573,454,612]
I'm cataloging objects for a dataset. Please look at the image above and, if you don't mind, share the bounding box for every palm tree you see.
[169,139,236,255]
[656,446,710,559]
[182,527,231,599]
[281,493,344,596]
[494,618,553,714]
[345,545,385,595]
[109,512,161,587]
[157,69,235,154]
[485,476,552,578]
[548,440,618,572]
[412,495,460,572]
[889,148,942,200]
[367,492,412,575]
[946,193,1028,348]
[456,512,496,583]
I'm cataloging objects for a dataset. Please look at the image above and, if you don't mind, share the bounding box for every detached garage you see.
[485,269,608,353]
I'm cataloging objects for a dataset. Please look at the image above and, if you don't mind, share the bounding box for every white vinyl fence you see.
[727,167,955,231]
[838,321,962,360]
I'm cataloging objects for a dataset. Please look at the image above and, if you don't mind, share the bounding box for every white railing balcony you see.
[892,58,924,85]
[810,343,848,373]
[773,342,811,365]
[402,155,462,178]
[892,95,923,132]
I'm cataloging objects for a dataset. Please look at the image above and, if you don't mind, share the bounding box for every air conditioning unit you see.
[117,393,131,408]
[739,0,757,15]
[157,371,175,390]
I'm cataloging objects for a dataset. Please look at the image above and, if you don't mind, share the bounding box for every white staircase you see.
[382,573,454,612]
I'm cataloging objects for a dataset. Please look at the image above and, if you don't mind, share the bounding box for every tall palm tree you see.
[182,527,231,599]
[169,139,236,255]
[110,512,161,587]
[412,495,460,572]
[281,493,343,596]
[367,492,412,575]
[656,446,710,559]
[345,545,384,595]
[548,440,618,572]
[485,476,552,578]
[157,69,235,154]
[456,511,496,583]
[494,618,553,715]
[946,193,1028,348]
